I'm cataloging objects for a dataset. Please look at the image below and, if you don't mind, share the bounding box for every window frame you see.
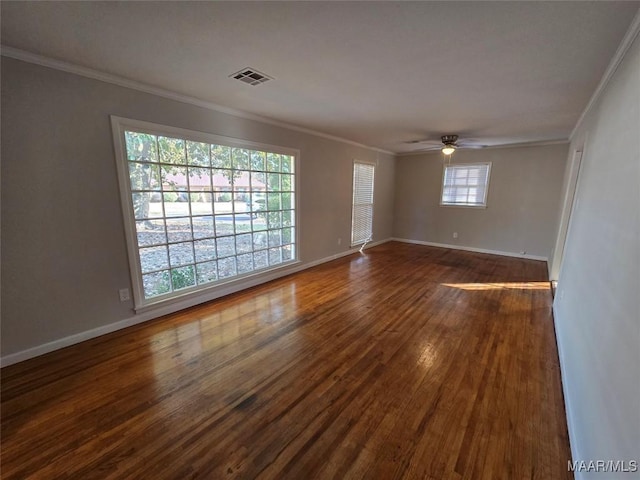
[351,160,376,247]
[111,116,300,311]
[440,162,492,208]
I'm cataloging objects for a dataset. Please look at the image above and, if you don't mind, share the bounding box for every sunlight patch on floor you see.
[442,282,550,291]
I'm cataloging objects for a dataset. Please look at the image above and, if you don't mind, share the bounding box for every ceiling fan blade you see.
[456,143,487,149]
[405,140,442,147]
[408,145,442,152]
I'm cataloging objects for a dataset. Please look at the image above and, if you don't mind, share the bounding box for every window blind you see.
[351,162,375,246]
[441,163,491,207]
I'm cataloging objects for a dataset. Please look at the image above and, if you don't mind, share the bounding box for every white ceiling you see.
[2,1,638,153]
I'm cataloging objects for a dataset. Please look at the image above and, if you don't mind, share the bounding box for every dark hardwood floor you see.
[1,242,572,479]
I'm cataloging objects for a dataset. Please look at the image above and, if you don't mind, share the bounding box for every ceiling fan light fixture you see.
[442,144,456,156]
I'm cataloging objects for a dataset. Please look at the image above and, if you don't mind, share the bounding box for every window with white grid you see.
[351,162,375,246]
[441,163,491,207]
[112,118,297,308]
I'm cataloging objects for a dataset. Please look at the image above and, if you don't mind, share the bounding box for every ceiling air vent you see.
[230,68,273,86]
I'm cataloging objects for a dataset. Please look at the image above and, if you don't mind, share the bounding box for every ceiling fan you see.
[406,134,486,155]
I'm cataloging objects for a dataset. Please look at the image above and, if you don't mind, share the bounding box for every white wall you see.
[0,57,395,361]
[393,144,568,261]
[553,32,639,479]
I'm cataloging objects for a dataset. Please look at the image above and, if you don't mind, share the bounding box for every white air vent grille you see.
[230,68,273,86]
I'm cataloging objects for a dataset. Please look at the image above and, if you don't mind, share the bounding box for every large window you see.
[112,118,297,309]
[351,162,375,246]
[441,163,491,207]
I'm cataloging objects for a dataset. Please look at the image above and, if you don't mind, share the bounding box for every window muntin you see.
[441,163,491,207]
[351,162,375,246]
[114,120,297,308]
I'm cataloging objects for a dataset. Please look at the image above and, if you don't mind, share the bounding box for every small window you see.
[351,162,375,246]
[441,162,491,207]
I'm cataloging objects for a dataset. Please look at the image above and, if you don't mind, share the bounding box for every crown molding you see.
[570,8,640,140]
[396,138,569,157]
[0,45,394,156]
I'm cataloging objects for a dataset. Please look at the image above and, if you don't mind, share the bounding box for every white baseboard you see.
[391,237,548,262]
[552,302,581,476]
[0,311,163,368]
[0,238,391,367]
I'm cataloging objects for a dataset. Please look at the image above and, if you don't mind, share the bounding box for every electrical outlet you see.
[338,237,342,245]
[453,232,458,239]
[119,288,130,302]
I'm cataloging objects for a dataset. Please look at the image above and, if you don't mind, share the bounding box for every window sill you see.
[134,259,301,314]
[439,203,487,209]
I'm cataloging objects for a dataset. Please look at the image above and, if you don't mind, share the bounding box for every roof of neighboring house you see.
[163,171,264,189]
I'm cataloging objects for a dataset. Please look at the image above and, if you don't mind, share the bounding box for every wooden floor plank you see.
[1,242,572,479]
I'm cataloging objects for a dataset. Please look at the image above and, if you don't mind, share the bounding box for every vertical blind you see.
[351,162,375,245]
[441,163,491,207]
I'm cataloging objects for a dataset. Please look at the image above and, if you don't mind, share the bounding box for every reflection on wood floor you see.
[1,242,572,479]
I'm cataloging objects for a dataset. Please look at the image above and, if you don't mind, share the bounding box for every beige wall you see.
[552,34,639,476]
[0,57,395,358]
[393,144,568,260]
